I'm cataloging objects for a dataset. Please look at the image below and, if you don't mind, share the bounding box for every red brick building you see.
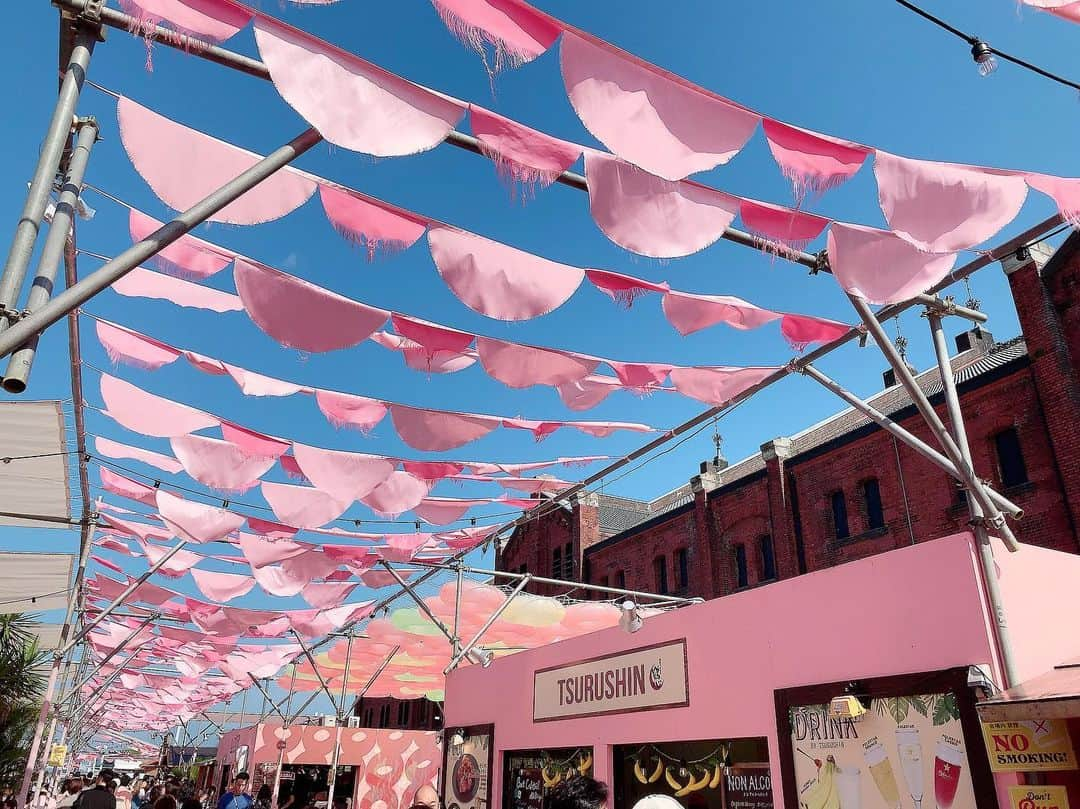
[497,234,1080,599]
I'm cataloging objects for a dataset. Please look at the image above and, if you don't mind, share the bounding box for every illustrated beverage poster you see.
[444,730,492,809]
[789,693,975,809]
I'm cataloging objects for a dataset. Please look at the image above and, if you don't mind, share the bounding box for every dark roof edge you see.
[585,500,696,557]
[1041,230,1080,282]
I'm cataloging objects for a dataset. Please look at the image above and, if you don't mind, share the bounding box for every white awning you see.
[0,400,73,529]
[0,552,74,614]
[32,623,64,650]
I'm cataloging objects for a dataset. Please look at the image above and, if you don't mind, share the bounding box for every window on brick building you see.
[831,490,850,539]
[653,557,668,594]
[363,708,373,726]
[552,545,562,579]
[674,548,689,591]
[416,700,428,725]
[759,535,776,581]
[863,478,885,530]
[734,544,749,589]
[615,570,626,590]
[379,704,391,727]
[397,701,410,727]
[564,542,574,579]
[994,428,1028,488]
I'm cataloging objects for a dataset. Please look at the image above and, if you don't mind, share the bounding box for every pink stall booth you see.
[443,532,1080,809]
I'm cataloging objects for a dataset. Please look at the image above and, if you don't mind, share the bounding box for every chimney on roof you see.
[954,325,994,356]
[882,361,917,390]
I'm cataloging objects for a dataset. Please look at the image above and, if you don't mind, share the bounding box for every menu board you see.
[723,765,773,809]
[443,726,493,809]
[504,749,594,809]
[509,767,544,809]
[789,693,977,809]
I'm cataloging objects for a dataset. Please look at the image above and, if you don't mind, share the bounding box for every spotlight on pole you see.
[618,600,643,634]
[971,40,997,77]
[466,648,494,668]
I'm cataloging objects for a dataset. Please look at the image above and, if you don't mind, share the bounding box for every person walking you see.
[215,776,251,809]
[54,778,82,809]
[74,773,116,809]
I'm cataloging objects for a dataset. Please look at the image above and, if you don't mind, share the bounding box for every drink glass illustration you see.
[865,743,901,809]
[896,728,924,809]
[836,768,862,809]
[933,739,963,809]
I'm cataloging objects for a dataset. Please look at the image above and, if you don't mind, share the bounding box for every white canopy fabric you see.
[32,623,64,650]
[0,400,72,529]
[0,552,74,614]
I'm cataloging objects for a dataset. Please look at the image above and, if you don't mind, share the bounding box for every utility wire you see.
[894,0,1080,92]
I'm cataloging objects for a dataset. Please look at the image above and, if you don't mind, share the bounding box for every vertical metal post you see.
[451,564,463,658]
[237,685,248,730]
[63,613,158,700]
[444,576,531,672]
[325,632,355,809]
[291,632,341,712]
[927,312,1020,687]
[270,667,298,809]
[4,117,98,390]
[0,21,98,335]
[249,676,287,723]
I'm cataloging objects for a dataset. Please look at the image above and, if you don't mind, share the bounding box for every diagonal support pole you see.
[249,675,288,723]
[0,127,322,362]
[444,575,531,674]
[291,631,340,715]
[325,631,355,809]
[61,612,158,704]
[849,294,1020,551]
[377,562,458,647]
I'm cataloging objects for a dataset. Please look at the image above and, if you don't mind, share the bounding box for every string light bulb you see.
[971,40,997,77]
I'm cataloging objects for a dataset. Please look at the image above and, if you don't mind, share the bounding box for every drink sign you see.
[723,765,773,809]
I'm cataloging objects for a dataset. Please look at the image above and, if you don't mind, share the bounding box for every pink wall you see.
[446,532,1009,808]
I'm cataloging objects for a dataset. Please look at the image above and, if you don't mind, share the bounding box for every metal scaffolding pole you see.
[4,116,98,390]
[0,18,98,335]
[444,575,532,673]
[324,631,355,809]
[269,667,298,809]
[249,676,287,723]
[0,127,322,363]
[377,562,459,648]
[291,633,340,714]
[927,311,1021,686]
[62,613,158,702]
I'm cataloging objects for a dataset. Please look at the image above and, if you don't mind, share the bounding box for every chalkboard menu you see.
[503,748,594,809]
[722,765,773,809]
[509,767,544,809]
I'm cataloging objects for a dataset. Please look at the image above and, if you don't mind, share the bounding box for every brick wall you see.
[353,696,441,730]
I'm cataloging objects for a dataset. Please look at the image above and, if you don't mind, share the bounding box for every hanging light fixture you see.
[449,728,466,749]
[467,647,494,667]
[970,40,997,77]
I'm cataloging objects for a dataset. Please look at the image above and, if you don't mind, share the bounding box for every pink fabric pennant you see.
[761,119,871,202]
[252,14,466,156]
[381,532,431,563]
[827,222,958,305]
[502,416,654,440]
[585,269,669,308]
[476,336,598,388]
[261,481,351,529]
[584,151,739,258]
[99,512,175,542]
[401,461,466,482]
[321,545,379,571]
[97,319,182,371]
[111,266,244,313]
[413,497,482,525]
[180,350,227,375]
[314,390,389,434]
[218,421,290,460]
[99,467,159,506]
[300,580,358,609]
[318,183,428,260]
[95,536,136,555]
[137,539,205,578]
[1025,173,1080,227]
[430,0,561,71]
[606,361,674,392]
[468,105,581,195]
[779,314,850,351]
[117,0,252,45]
[389,404,501,451]
[156,490,245,544]
[234,257,389,353]
[117,96,316,225]
[291,442,395,501]
[873,151,1027,253]
[370,330,477,374]
[660,290,781,336]
[560,31,760,180]
[250,564,308,597]
[427,226,584,320]
[91,555,125,575]
[128,208,235,280]
[223,364,306,398]
[555,375,622,411]
[278,453,310,483]
[278,548,340,583]
[391,313,475,357]
[289,602,374,637]
[169,434,276,493]
[359,569,413,589]
[237,532,308,568]
[95,436,184,475]
[669,365,779,406]
[244,518,298,539]
[738,198,831,254]
[100,374,220,438]
[359,471,431,517]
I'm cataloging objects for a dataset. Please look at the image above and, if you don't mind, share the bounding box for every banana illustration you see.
[799,756,838,809]
[708,763,722,791]
[647,758,664,784]
[578,753,593,775]
[664,766,685,793]
[542,766,562,788]
[675,768,711,797]
[634,760,649,785]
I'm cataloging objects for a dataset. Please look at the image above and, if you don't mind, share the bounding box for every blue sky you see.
[0,0,1076,736]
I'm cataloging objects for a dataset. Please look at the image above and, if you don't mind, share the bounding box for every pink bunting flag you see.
[779,314,850,352]
[660,290,781,336]
[1025,173,1080,228]
[234,257,389,353]
[827,222,958,305]
[413,497,484,525]
[606,361,674,393]
[370,330,477,374]
[99,467,159,506]
[111,266,244,313]
[252,14,466,156]
[761,119,871,203]
[261,481,351,529]
[737,198,831,255]
[555,375,623,411]
[156,490,245,544]
[401,461,465,482]
[359,471,431,518]
[427,226,585,321]
[476,336,598,388]
[137,539,206,578]
[92,555,125,575]
[291,443,395,502]
[300,580,358,609]
[501,416,654,440]
[585,269,669,308]
[314,390,389,434]
[117,0,252,45]
[278,549,340,583]
[468,105,581,196]
[318,183,429,260]
[218,421,290,460]
[237,532,308,568]
[389,404,502,452]
[223,364,306,398]
[100,373,220,438]
[117,96,316,225]
[169,434,276,493]
[668,365,780,406]
[583,151,739,258]
[99,512,174,542]
[250,564,308,598]
[97,319,182,371]
[381,532,432,563]
[289,603,374,637]
[873,151,1027,253]
[431,0,561,71]
[391,313,476,361]
[128,208,235,280]
[245,518,298,539]
[95,436,183,475]
[560,31,760,181]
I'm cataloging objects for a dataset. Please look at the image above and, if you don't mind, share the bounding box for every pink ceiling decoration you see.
[190,568,257,602]
[169,434,277,493]
[669,365,780,406]
[391,313,475,360]
[827,222,958,305]
[95,436,183,475]
[218,421,290,460]
[245,518,298,539]
[100,512,174,542]
[583,151,739,258]
[1025,173,1080,227]
[502,416,653,440]
[117,96,316,225]
[371,330,478,374]
[761,119,871,202]
[430,0,560,71]
[291,443,396,502]
[234,257,389,352]
[400,461,466,482]
[873,151,1028,253]
[99,467,159,507]
[475,336,598,388]
[428,226,584,321]
[382,533,432,563]
[315,390,389,434]
[318,183,429,260]
[250,564,309,597]
[223,364,306,398]
[555,375,622,411]
[468,105,581,194]
[1047,2,1080,22]
[360,472,432,517]
[279,548,340,583]
[585,269,669,308]
[413,497,483,525]
[97,319,182,371]
[100,373,219,438]
[261,481,351,529]
[95,536,136,555]
[252,14,466,156]
[660,291,781,336]
[606,361,674,393]
[111,266,244,313]
[389,404,501,452]
[128,209,235,280]
[780,314,850,352]
[560,31,760,181]
[322,545,379,571]
[737,198,831,254]
[117,0,253,44]
[156,490,246,543]
[301,580,358,609]
[137,539,214,577]
[238,532,309,568]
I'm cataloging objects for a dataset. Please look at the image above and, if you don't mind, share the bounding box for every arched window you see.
[759,535,776,581]
[653,557,668,594]
[734,544,749,589]
[863,478,884,530]
[994,427,1028,488]
[831,491,850,539]
[674,548,689,591]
